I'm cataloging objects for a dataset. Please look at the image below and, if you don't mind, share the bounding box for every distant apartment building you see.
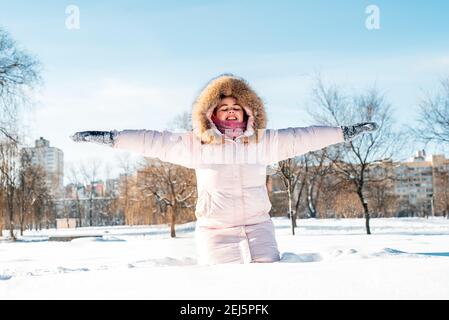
[22,137,64,197]
[394,150,449,216]
[394,150,433,211]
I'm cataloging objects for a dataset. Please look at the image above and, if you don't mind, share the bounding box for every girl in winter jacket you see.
[71,74,377,265]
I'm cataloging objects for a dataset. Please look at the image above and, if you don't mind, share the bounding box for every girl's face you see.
[214,96,244,122]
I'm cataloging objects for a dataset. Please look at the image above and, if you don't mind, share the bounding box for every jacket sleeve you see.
[264,126,344,164]
[112,129,195,168]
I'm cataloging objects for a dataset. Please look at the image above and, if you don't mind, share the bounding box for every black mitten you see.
[70,130,118,147]
[341,122,378,142]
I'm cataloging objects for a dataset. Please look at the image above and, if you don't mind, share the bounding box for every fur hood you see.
[192,74,267,144]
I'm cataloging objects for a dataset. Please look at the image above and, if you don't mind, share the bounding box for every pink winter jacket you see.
[112,74,345,229]
[113,126,344,228]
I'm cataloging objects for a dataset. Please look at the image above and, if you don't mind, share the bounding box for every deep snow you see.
[1,217,449,299]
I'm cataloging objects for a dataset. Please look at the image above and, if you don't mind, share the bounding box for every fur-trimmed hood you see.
[192,74,267,144]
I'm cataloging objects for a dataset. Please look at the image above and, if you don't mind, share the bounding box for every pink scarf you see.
[211,114,248,139]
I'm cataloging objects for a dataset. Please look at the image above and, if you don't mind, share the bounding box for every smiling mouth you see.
[226,116,237,120]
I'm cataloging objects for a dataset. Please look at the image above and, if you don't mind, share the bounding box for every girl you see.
[71,74,377,265]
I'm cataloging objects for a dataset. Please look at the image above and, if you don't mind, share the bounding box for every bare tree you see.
[101,161,118,223]
[115,153,136,225]
[66,163,85,227]
[80,159,103,226]
[139,160,196,238]
[0,28,40,238]
[0,170,4,234]
[270,150,335,235]
[119,173,141,225]
[17,150,33,234]
[412,78,449,146]
[273,159,304,235]
[364,161,399,218]
[16,150,48,235]
[0,139,19,239]
[34,188,55,230]
[0,28,40,142]
[309,78,403,234]
[303,151,336,219]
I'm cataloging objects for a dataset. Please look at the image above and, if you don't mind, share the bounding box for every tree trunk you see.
[364,209,371,235]
[294,177,307,220]
[0,208,4,238]
[89,195,93,227]
[291,211,298,229]
[8,188,15,240]
[357,188,371,235]
[294,195,301,220]
[307,184,317,218]
[307,197,317,218]
[287,182,295,235]
[76,194,82,228]
[169,206,176,238]
[20,213,24,236]
[19,204,26,236]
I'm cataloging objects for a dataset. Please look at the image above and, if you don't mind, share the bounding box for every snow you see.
[1,217,449,299]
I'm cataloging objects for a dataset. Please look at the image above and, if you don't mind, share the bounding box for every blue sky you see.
[1,0,449,181]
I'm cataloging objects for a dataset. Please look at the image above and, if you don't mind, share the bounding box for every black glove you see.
[341,122,378,142]
[70,130,118,147]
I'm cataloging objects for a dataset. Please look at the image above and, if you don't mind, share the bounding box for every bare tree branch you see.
[309,77,405,234]
[411,78,449,145]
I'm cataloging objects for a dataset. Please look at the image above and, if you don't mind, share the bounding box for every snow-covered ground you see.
[1,217,449,299]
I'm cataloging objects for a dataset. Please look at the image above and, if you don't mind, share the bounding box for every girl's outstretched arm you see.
[265,122,378,164]
[70,129,195,168]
